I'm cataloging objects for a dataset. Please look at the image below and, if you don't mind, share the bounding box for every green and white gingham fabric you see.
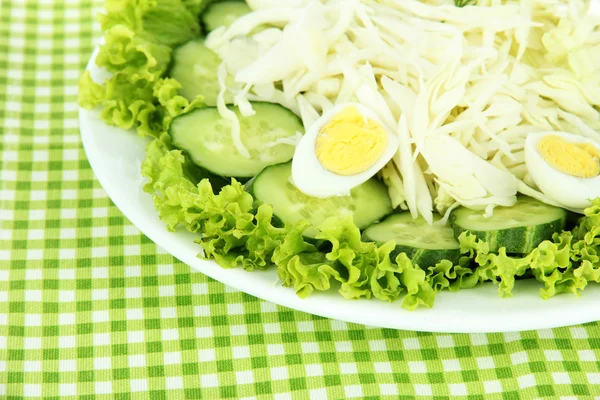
[1,1,600,399]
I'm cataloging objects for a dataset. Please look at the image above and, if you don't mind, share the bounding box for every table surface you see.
[1,1,600,399]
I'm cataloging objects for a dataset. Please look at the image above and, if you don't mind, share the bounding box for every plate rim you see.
[79,46,600,333]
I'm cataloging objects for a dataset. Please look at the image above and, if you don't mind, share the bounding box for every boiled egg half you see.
[525,131,600,211]
[292,103,399,198]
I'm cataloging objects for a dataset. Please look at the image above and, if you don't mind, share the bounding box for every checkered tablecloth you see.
[1,0,600,398]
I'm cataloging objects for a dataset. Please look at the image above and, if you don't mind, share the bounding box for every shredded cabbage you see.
[206,0,600,219]
[216,63,251,158]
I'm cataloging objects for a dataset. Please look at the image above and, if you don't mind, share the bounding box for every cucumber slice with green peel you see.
[169,39,228,106]
[170,102,303,178]
[247,163,393,238]
[202,1,251,32]
[363,213,461,267]
[450,196,567,254]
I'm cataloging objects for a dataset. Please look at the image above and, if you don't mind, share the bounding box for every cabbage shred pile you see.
[79,0,600,309]
[205,0,600,222]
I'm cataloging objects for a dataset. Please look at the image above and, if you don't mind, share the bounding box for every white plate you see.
[79,48,600,333]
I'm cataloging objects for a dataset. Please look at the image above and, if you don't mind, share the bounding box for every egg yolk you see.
[537,135,600,178]
[315,106,387,176]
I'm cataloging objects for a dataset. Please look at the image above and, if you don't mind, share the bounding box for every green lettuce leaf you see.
[78,70,106,110]
[100,0,201,47]
[316,217,381,300]
[80,0,208,138]
[456,199,600,300]
[459,233,534,297]
[574,200,600,242]
[141,141,442,309]
[273,216,437,309]
[427,258,479,293]
[142,139,207,228]
[395,253,435,310]
[79,72,204,137]
[79,71,162,137]
[274,243,339,298]
[530,201,600,298]
[182,0,215,17]
[153,77,206,128]
[142,138,288,271]
[96,24,172,82]
[258,217,351,299]
[369,241,404,302]
[140,135,600,309]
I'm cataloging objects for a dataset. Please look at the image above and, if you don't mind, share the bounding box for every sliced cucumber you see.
[170,102,303,178]
[247,163,393,238]
[450,196,567,254]
[202,1,251,32]
[363,213,461,267]
[169,39,226,105]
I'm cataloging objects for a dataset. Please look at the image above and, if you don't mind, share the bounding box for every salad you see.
[79,0,600,310]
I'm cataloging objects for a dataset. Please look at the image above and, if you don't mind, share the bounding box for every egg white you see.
[291,103,399,198]
[525,131,600,211]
